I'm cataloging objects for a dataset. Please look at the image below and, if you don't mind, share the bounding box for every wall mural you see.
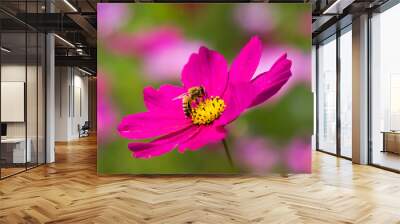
[97,3,312,174]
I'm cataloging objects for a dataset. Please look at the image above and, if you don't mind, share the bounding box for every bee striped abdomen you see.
[182,96,192,117]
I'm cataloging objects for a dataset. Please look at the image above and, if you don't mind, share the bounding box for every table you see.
[1,138,31,163]
[381,131,400,154]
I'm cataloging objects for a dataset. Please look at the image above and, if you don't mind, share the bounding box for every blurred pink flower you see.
[235,137,311,173]
[106,27,203,81]
[234,4,276,34]
[97,72,118,143]
[97,71,109,97]
[285,139,311,173]
[254,45,310,103]
[97,3,129,38]
[235,138,278,173]
[107,27,182,56]
[141,40,202,81]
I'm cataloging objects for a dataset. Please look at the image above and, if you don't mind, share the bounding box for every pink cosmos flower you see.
[117,36,292,159]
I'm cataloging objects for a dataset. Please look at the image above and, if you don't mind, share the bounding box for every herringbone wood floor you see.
[1,135,400,224]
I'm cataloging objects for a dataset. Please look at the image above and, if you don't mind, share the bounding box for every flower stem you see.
[222,139,234,167]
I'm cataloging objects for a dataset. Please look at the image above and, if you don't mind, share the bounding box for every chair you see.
[78,121,90,138]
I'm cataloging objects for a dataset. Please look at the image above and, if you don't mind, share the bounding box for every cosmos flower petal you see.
[143,84,185,112]
[250,54,292,107]
[118,111,192,140]
[229,36,262,83]
[181,46,228,96]
[215,82,254,126]
[128,142,175,159]
[128,126,200,158]
[178,125,227,153]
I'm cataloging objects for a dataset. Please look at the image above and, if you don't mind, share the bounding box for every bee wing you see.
[173,93,187,101]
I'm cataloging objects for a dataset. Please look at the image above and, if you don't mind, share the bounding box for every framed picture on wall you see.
[97,3,312,175]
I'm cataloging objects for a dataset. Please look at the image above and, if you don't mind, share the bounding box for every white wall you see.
[74,73,89,135]
[54,67,89,141]
[1,65,26,130]
[55,67,69,141]
[1,65,35,137]
[1,82,25,122]
[1,63,46,164]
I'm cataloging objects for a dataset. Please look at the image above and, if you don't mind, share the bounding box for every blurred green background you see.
[98,3,312,174]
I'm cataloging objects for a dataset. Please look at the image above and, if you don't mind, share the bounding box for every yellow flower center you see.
[191,96,226,125]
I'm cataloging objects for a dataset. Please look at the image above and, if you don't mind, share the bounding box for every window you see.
[339,28,352,158]
[317,36,337,154]
[0,2,46,179]
[370,3,400,171]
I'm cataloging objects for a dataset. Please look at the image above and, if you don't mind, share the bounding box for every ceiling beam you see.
[55,55,96,71]
[323,0,356,14]
[2,13,83,32]
[67,13,97,40]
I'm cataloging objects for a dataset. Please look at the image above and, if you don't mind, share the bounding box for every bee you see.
[174,86,205,117]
